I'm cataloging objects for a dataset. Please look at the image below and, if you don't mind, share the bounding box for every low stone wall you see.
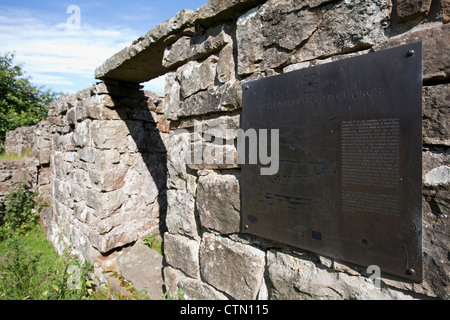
[5,125,36,156]
[42,82,169,267]
[0,159,37,202]
[2,120,52,201]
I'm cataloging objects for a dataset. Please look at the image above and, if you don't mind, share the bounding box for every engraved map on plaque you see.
[241,43,423,282]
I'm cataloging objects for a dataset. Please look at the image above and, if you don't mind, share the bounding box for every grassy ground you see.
[0,182,176,300]
[0,147,33,162]
[0,224,98,300]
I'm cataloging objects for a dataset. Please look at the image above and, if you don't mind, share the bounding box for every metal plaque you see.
[241,43,423,282]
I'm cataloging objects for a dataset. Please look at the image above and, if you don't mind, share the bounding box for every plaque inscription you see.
[241,43,423,282]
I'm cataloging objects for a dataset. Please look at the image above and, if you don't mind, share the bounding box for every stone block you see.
[155,114,170,133]
[266,250,396,300]
[94,81,145,98]
[178,277,229,300]
[75,100,89,122]
[85,95,122,120]
[164,233,200,279]
[72,168,90,189]
[375,24,450,82]
[177,80,241,118]
[66,107,76,126]
[95,9,195,83]
[164,71,181,120]
[187,115,240,170]
[236,0,390,75]
[91,120,129,150]
[197,171,241,234]
[423,84,450,145]
[53,94,76,115]
[121,157,161,204]
[88,226,136,254]
[163,24,233,69]
[76,87,94,101]
[163,36,192,68]
[193,0,268,25]
[167,130,191,190]
[72,120,91,147]
[78,147,96,163]
[236,7,264,76]
[166,190,198,238]
[88,164,129,192]
[37,149,51,165]
[94,149,121,171]
[199,233,265,300]
[53,178,72,205]
[85,188,127,219]
[397,0,433,22]
[188,138,238,170]
[123,120,159,153]
[423,150,450,175]
[424,166,450,187]
[217,43,235,83]
[196,114,241,139]
[421,189,450,299]
[118,244,165,300]
[53,133,76,152]
[163,266,185,298]
[443,0,450,23]
[293,0,391,63]
[179,55,218,99]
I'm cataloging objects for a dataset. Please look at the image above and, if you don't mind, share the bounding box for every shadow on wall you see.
[104,81,169,249]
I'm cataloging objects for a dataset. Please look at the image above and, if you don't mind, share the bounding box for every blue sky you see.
[0,1,208,94]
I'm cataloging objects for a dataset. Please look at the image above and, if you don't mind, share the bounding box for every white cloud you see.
[143,75,166,95]
[0,7,140,93]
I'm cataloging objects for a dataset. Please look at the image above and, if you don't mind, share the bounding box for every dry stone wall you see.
[153,0,449,300]
[41,82,168,264]
[2,120,52,201]
[0,159,37,202]
[2,0,448,300]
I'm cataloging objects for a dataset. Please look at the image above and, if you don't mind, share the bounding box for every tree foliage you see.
[0,52,59,151]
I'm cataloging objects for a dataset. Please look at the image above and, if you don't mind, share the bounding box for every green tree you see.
[0,52,59,152]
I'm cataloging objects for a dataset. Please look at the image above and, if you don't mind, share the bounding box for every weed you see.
[161,288,186,300]
[143,233,163,256]
[0,225,98,300]
[0,182,39,240]
[0,183,97,300]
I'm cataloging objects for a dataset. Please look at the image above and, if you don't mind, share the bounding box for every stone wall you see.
[41,82,168,265]
[3,0,448,300]
[5,125,35,156]
[0,159,37,202]
[2,120,51,201]
[140,0,448,300]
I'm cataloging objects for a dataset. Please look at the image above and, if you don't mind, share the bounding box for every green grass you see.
[143,233,163,256]
[0,147,33,162]
[0,224,97,300]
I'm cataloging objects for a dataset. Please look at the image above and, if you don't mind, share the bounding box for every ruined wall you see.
[41,82,168,264]
[1,121,51,201]
[3,0,448,300]
[0,159,37,202]
[152,0,449,299]
[5,125,36,156]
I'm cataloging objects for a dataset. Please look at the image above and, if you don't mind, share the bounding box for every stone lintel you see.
[94,0,266,84]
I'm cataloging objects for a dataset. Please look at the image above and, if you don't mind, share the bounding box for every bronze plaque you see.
[241,43,423,282]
